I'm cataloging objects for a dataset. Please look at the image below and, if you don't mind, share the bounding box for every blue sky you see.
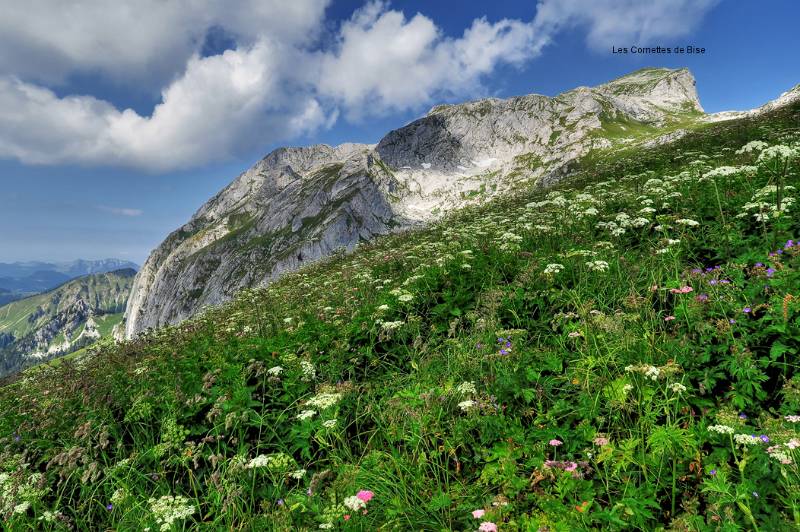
[0,0,798,264]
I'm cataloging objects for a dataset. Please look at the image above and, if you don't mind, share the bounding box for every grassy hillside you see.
[0,103,799,530]
[0,269,135,377]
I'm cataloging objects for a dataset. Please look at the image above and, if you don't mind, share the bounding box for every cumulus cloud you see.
[0,0,330,87]
[0,0,718,172]
[317,2,547,119]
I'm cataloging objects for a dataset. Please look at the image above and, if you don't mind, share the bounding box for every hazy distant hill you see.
[0,258,138,304]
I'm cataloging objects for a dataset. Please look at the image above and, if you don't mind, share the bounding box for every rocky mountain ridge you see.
[122,67,755,337]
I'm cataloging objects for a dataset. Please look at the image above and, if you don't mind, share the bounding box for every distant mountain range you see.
[0,259,138,304]
[0,268,136,377]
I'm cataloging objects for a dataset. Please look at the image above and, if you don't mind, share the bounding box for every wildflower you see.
[277,499,285,506]
[676,218,700,227]
[664,315,675,321]
[594,436,610,446]
[267,366,283,376]
[319,524,334,530]
[743,307,752,314]
[306,393,342,410]
[669,383,687,393]
[645,366,660,380]
[458,400,477,411]
[622,384,634,394]
[106,504,114,511]
[760,435,770,443]
[398,293,413,302]
[290,469,307,479]
[708,425,735,435]
[568,331,582,338]
[322,419,337,429]
[585,260,610,272]
[300,360,316,381]
[148,495,196,531]
[283,317,293,323]
[734,434,761,446]
[670,286,693,294]
[739,412,748,420]
[549,439,563,447]
[297,410,317,421]
[457,382,477,395]
[479,522,498,532]
[696,293,709,302]
[785,415,800,423]
[344,495,367,511]
[357,490,374,502]
[472,509,486,518]
[543,263,564,275]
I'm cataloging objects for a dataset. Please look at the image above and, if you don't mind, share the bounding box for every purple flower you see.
[760,435,770,443]
[277,499,285,506]
[767,268,775,277]
[709,469,717,476]
[709,279,718,286]
[743,307,752,313]
[778,249,784,254]
[499,349,508,355]
[729,319,736,324]
[696,293,709,302]
[13,433,20,442]
[739,412,748,419]
[106,504,113,511]
[691,268,702,274]
[755,262,764,267]
[476,343,483,349]
[786,240,794,248]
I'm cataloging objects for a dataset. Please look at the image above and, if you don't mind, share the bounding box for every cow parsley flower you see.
[458,400,477,411]
[543,263,564,275]
[585,260,609,272]
[148,495,196,531]
[669,383,687,393]
[297,410,317,421]
[457,381,477,395]
[676,218,700,227]
[306,393,342,410]
[708,424,735,435]
[267,366,283,377]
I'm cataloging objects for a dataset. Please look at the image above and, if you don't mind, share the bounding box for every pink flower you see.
[478,522,498,532]
[664,315,676,321]
[549,439,563,447]
[356,490,374,502]
[472,509,486,519]
[670,286,693,294]
[593,437,610,446]
[344,515,351,521]
[564,462,578,472]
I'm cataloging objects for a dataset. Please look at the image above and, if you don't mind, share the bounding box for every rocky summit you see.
[123,67,706,337]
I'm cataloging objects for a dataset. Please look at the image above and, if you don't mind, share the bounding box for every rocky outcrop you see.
[124,67,707,337]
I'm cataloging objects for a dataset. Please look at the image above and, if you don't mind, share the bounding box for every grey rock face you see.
[124,67,707,337]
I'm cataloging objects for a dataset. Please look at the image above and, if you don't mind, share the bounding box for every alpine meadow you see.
[2,2,800,531]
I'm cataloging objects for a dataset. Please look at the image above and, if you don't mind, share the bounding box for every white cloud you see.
[0,0,330,87]
[99,206,144,217]
[316,2,547,119]
[532,0,719,50]
[0,0,718,172]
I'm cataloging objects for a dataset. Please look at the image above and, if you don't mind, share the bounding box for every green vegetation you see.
[0,270,134,377]
[1,103,800,531]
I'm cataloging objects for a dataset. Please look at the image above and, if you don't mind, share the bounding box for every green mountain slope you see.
[0,268,135,377]
[0,100,799,530]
